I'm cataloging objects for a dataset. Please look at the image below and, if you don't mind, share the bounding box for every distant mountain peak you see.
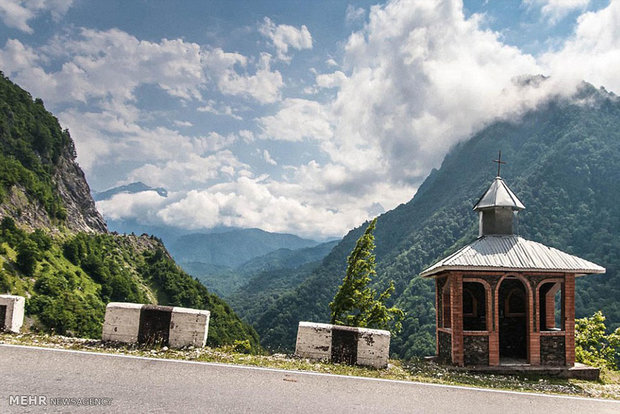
[93,182,168,201]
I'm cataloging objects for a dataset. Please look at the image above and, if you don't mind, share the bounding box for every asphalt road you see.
[1,344,618,413]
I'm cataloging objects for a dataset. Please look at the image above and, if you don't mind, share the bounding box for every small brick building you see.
[420,175,605,367]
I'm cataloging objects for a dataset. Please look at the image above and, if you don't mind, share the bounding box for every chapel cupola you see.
[473,152,524,237]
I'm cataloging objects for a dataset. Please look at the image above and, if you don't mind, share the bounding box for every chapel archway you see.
[498,278,527,361]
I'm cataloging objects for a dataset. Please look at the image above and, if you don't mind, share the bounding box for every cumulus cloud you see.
[154,175,387,238]
[0,0,73,33]
[258,98,333,142]
[202,49,283,103]
[315,71,347,89]
[540,0,620,92]
[526,0,591,24]
[127,150,246,190]
[0,29,205,105]
[259,17,313,61]
[322,0,572,186]
[96,191,168,222]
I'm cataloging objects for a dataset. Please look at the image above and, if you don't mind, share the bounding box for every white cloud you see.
[258,98,333,142]
[155,176,374,238]
[197,99,242,120]
[540,0,620,92]
[262,149,277,165]
[526,0,591,24]
[345,5,366,25]
[127,150,245,190]
[324,0,566,185]
[96,191,168,222]
[0,0,73,33]
[0,29,205,105]
[259,17,313,61]
[326,58,339,67]
[174,120,193,127]
[203,49,284,103]
[316,71,347,88]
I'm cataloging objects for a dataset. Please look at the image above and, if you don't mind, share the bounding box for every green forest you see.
[250,82,620,358]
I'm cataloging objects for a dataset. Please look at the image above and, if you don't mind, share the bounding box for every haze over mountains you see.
[94,186,336,296]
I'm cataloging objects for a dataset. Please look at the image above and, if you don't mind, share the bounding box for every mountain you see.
[0,75,106,234]
[236,241,339,277]
[168,230,323,297]
[168,229,320,268]
[226,241,340,324]
[252,81,620,357]
[92,182,167,201]
[0,73,259,351]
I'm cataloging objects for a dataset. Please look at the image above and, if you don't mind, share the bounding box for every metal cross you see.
[493,150,506,177]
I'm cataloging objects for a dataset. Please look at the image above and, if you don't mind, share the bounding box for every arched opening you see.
[498,278,527,361]
[463,282,486,331]
[539,282,564,331]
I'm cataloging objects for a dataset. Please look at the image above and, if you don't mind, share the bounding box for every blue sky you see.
[0,0,618,238]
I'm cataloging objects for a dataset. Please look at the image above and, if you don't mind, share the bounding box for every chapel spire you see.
[473,152,524,236]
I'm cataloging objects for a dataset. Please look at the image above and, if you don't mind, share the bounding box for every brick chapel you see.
[420,162,605,368]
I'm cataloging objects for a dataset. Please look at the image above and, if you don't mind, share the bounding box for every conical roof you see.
[473,176,525,211]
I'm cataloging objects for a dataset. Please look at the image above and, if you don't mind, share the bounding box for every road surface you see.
[1,344,618,413]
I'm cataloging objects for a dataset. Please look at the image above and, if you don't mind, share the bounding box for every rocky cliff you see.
[0,72,106,234]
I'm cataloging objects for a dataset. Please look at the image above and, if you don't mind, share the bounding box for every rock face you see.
[0,139,106,234]
[53,141,107,233]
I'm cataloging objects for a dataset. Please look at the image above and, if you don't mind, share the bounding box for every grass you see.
[1,332,618,400]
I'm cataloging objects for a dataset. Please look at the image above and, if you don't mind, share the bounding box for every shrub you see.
[575,311,620,370]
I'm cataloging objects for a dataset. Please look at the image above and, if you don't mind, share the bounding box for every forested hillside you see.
[253,82,620,357]
[0,73,259,351]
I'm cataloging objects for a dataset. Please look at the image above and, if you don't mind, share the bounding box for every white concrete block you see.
[295,321,391,368]
[0,294,25,333]
[102,302,142,343]
[295,322,333,361]
[169,307,209,348]
[356,327,391,369]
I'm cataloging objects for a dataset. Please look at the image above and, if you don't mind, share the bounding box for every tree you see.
[16,239,40,276]
[575,311,620,370]
[329,218,404,332]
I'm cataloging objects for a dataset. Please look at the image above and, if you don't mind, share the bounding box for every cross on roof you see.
[493,150,506,177]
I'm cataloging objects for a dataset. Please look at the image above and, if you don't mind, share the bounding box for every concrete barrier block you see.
[295,321,391,368]
[0,294,25,333]
[295,322,332,361]
[169,307,210,348]
[102,302,142,343]
[356,327,391,368]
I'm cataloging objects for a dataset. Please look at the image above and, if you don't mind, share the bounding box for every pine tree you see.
[329,218,403,331]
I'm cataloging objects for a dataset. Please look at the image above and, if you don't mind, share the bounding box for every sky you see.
[0,0,619,239]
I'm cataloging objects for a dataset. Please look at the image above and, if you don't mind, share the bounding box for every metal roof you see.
[473,177,525,211]
[420,235,606,278]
